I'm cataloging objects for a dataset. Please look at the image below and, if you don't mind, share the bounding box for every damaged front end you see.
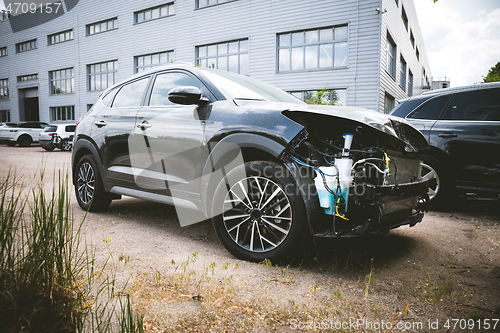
[281,108,429,238]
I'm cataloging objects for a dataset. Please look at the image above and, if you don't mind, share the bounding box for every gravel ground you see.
[1,145,499,332]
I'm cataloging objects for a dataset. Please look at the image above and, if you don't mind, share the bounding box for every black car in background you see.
[391,82,500,206]
[72,63,429,261]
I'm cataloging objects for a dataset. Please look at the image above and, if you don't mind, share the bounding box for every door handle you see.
[438,132,457,138]
[94,120,107,128]
[137,122,152,130]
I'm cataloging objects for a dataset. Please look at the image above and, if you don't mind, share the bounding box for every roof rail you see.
[422,81,500,95]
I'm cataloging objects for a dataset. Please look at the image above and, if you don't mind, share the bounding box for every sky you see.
[413,0,500,87]
[1,0,499,88]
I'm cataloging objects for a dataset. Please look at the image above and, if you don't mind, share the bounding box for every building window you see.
[416,47,420,61]
[18,74,38,82]
[135,2,174,23]
[87,104,94,111]
[0,47,6,57]
[86,18,118,36]
[135,50,174,73]
[0,78,8,99]
[278,26,348,72]
[386,34,396,78]
[197,0,235,9]
[0,110,10,122]
[16,39,37,53]
[384,93,395,114]
[50,68,74,95]
[48,29,74,45]
[289,89,347,106]
[394,0,398,5]
[402,6,408,31]
[50,106,75,121]
[197,39,248,75]
[408,70,413,96]
[410,30,415,48]
[87,60,118,91]
[400,56,407,91]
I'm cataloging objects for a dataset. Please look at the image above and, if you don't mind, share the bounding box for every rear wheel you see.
[212,161,307,262]
[60,139,72,151]
[420,155,451,208]
[75,154,111,211]
[17,135,32,147]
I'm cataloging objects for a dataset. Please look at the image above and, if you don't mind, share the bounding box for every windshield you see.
[200,68,305,104]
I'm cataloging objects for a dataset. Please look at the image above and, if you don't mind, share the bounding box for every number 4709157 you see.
[444,318,498,330]
[5,2,62,15]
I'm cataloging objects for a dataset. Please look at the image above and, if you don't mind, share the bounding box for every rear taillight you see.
[49,133,53,136]
[76,117,82,127]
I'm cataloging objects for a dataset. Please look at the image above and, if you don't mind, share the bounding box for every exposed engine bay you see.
[283,111,430,238]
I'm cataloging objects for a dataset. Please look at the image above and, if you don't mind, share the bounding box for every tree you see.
[482,62,500,83]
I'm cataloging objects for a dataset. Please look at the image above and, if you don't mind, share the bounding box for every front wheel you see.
[17,135,32,147]
[75,154,111,212]
[211,161,307,262]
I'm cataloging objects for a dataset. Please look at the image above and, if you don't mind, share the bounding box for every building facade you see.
[0,0,432,124]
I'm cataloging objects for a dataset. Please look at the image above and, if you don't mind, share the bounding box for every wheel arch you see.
[72,137,106,187]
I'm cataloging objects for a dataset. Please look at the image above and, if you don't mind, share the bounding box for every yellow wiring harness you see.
[336,197,349,220]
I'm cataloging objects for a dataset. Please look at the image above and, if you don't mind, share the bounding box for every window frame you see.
[0,110,10,122]
[408,70,414,97]
[134,50,174,73]
[0,78,8,100]
[50,68,74,95]
[111,76,151,108]
[196,39,249,75]
[384,93,395,114]
[399,55,407,91]
[50,105,75,121]
[87,60,118,91]
[288,88,347,106]
[386,33,397,78]
[134,2,175,24]
[196,0,237,9]
[0,46,7,57]
[86,17,118,36]
[17,73,38,82]
[48,29,74,45]
[15,39,37,53]
[401,6,409,31]
[277,25,348,73]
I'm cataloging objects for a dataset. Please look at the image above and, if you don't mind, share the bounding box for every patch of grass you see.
[432,282,454,304]
[0,171,144,332]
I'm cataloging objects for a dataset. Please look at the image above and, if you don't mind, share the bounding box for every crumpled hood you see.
[285,104,429,152]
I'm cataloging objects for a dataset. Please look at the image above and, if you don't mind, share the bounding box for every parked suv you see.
[39,124,76,151]
[72,64,429,262]
[391,82,500,205]
[0,121,49,147]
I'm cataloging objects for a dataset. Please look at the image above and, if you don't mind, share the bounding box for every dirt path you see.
[1,145,499,332]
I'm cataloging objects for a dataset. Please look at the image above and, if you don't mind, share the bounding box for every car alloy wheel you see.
[75,154,112,211]
[212,161,306,262]
[222,176,292,253]
[18,135,32,147]
[60,139,72,151]
[420,162,440,200]
[77,162,95,205]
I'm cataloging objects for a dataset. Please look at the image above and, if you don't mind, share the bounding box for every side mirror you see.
[168,86,207,105]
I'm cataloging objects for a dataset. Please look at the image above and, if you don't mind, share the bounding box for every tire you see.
[211,161,307,262]
[420,155,452,208]
[75,154,112,212]
[17,135,32,147]
[6,141,16,147]
[42,145,55,151]
[60,139,72,151]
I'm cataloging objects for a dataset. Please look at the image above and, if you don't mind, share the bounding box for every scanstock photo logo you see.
[3,0,79,32]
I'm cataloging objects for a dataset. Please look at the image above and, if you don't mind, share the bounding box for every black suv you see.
[391,82,500,206]
[72,64,429,261]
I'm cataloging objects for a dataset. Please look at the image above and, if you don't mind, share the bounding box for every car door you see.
[404,94,452,141]
[128,71,211,200]
[92,76,151,188]
[429,87,500,190]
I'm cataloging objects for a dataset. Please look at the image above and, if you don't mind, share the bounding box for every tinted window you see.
[442,88,500,121]
[149,72,201,106]
[102,88,119,107]
[408,95,451,120]
[112,77,150,108]
[390,96,430,118]
[65,125,76,132]
[44,126,57,132]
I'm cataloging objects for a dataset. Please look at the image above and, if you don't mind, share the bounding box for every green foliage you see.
[307,85,340,105]
[482,62,500,83]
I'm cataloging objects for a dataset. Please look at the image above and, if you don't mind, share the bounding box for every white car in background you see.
[39,124,76,151]
[0,121,49,147]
